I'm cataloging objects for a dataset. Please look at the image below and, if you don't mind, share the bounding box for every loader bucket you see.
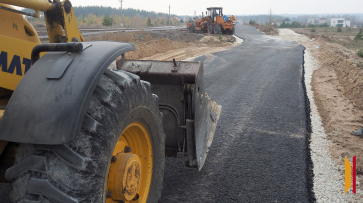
[118,60,221,170]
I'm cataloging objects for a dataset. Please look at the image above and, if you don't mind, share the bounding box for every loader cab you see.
[207,7,223,23]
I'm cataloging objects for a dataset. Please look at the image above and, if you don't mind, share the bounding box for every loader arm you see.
[0,0,84,43]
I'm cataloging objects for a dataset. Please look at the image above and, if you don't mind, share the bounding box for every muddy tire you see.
[229,27,235,35]
[5,69,165,203]
[214,25,221,34]
[208,25,214,34]
[189,24,196,33]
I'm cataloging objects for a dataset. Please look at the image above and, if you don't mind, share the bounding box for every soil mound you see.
[126,38,188,59]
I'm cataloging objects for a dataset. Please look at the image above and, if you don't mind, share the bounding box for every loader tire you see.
[229,27,235,35]
[6,69,165,203]
[208,25,214,34]
[214,25,221,34]
[189,24,196,33]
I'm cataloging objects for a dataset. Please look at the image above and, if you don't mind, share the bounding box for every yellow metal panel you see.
[0,35,39,91]
[0,4,40,44]
[62,1,84,42]
[45,16,63,43]
[0,109,4,122]
[0,0,52,12]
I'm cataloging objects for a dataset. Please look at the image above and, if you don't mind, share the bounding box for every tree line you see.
[22,6,181,27]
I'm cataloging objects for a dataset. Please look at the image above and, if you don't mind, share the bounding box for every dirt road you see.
[160,25,313,202]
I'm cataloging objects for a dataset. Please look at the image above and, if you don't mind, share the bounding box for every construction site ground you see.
[161,25,312,202]
[271,27,363,199]
[38,27,240,61]
[87,29,238,61]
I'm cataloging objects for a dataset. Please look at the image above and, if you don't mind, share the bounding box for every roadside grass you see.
[294,27,363,52]
[358,49,363,58]
[86,31,153,45]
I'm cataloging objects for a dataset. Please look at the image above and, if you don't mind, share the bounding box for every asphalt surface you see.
[160,25,314,202]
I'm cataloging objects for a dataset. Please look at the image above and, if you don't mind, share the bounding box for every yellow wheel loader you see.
[0,0,221,202]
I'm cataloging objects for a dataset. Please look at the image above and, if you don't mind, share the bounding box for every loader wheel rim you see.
[107,122,153,203]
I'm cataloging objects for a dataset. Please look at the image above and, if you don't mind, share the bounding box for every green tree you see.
[290,21,301,28]
[180,19,184,23]
[319,22,328,27]
[160,18,165,25]
[102,15,113,26]
[249,19,256,25]
[307,23,315,28]
[358,49,363,58]
[147,17,152,26]
[280,21,288,28]
[355,28,363,41]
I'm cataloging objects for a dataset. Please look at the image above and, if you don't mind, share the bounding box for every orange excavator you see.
[187,7,235,35]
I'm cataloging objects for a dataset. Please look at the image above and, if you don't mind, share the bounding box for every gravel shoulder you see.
[272,29,363,201]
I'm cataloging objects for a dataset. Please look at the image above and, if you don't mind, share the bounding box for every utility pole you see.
[194,10,196,17]
[269,8,272,27]
[119,0,124,27]
[169,5,170,26]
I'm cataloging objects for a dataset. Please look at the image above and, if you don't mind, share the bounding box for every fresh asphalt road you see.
[160,25,314,202]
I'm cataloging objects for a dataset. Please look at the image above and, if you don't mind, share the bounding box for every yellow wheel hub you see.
[106,122,153,203]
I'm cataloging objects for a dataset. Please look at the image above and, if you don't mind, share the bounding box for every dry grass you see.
[86,30,153,45]
[293,27,363,53]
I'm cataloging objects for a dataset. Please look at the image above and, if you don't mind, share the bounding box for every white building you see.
[307,18,327,26]
[331,18,351,27]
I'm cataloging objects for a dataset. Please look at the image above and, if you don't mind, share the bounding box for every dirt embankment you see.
[125,39,191,59]
[85,29,238,61]
[273,29,363,189]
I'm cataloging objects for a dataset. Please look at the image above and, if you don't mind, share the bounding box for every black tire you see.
[214,25,221,34]
[230,27,235,35]
[208,25,214,34]
[189,24,196,33]
[6,69,165,203]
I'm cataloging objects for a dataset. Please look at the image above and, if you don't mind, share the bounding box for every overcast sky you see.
[68,0,363,16]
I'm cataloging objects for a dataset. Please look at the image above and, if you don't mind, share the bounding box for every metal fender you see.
[0,41,134,144]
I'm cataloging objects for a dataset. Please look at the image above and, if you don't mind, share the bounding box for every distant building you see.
[307,18,326,26]
[274,18,290,26]
[331,18,350,27]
